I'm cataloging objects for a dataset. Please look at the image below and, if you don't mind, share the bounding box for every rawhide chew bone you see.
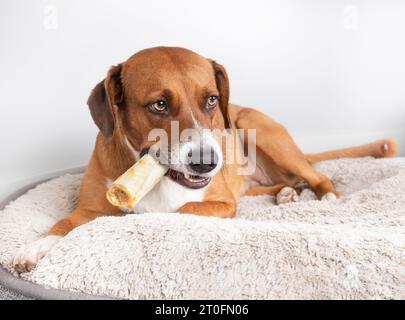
[106,154,167,209]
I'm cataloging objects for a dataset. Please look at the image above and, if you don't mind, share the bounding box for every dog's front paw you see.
[276,187,300,205]
[13,235,61,273]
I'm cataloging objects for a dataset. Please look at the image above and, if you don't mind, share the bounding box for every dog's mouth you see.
[166,169,211,189]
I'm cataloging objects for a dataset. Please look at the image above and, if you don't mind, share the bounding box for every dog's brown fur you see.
[47,47,397,236]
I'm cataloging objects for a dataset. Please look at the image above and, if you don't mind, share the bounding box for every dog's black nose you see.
[188,147,218,174]
[189,162,217,174]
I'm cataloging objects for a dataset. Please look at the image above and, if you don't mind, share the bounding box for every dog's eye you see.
[206,96,219,110]
[148,100,168,114]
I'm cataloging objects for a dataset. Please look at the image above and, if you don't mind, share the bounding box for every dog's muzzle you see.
[140,132,223,189]
[166,144,221,189]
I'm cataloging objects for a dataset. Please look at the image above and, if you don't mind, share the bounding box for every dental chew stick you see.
[106,154,167,209]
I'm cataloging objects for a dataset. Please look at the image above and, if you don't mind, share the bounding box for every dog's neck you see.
[94,132,139,180]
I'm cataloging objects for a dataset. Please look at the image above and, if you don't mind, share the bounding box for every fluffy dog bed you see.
[0,157,405,299]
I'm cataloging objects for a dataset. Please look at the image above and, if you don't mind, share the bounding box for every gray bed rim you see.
[0,166,116,300]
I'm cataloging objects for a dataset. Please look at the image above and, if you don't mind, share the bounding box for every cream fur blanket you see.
[1,157,405,299]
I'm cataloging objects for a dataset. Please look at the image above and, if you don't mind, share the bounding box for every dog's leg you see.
[244,184,301,205]
[45,208,101,237]
[306,139,398,164]
[236,108,339,200]
[13,208,102,273]
[178,201,236,218]
[177,167,239,218]
[244,184,287,196]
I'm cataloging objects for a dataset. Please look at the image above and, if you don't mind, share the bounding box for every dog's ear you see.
[211,60,230,129]
[87,64,123,141]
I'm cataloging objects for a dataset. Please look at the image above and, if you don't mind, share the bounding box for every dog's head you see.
[87,47,230,189]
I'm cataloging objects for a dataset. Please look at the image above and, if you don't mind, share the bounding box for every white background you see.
[1,0,404,198]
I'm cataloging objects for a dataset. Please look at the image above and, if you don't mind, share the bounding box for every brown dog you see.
[14,47,397,272]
